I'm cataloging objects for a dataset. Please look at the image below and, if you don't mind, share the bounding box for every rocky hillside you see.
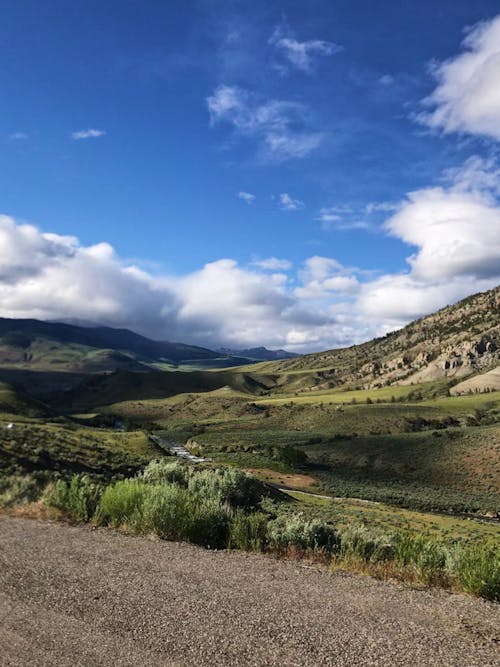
[257,286,500,393]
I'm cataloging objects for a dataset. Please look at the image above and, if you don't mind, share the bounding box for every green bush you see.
[267,514,340,553]
[453,542,500,602]
[185,499,231,549]
[97,477,231,548]
[229,511,268,551]
[188,467,264,510]
[97,480,147,527]
[339,525,395,563]
[44,474,102,522]
[137,483,191,538]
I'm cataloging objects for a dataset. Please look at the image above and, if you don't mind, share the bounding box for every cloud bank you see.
[1,155,498,353]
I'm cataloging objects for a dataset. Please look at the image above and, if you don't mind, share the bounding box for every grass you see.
[255,381,452,405]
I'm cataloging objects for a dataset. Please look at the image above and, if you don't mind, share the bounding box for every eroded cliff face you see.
[262,286,500,394]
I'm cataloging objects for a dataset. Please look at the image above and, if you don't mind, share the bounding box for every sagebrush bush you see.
[97,480,147,527]
[267,514,340,553]
[141,460,188,487]
[393,533,448,585]
[137,483,191,538]
[188,467,264,510]
[185,499,232,549]
[339,525,395,563]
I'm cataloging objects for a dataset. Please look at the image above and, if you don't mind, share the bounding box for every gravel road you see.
[0,517,498,666]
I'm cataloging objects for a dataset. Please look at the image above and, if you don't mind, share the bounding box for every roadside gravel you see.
[0,517,498,666]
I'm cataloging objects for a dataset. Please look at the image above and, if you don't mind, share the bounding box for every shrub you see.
[188,468,264,510]
[137,483,191,538]
[229,511,268,551]
[273,445,308,466]
[393,533,448,586]
[339,525,395,563]
[97,480,147,527]
[44,474,103,522]
[0,474,41,508]
[453,542,500,602]
[185,499,231,549]
[141,460,188,486]
[267,514,340,553]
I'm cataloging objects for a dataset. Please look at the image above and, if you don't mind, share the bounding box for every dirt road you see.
[0,517,498,666]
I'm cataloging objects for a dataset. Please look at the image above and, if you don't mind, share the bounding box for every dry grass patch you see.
[243,468,318,490]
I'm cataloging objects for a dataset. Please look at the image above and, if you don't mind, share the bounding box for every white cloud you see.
[279,193,304,211]
[295,256,360,299]
[418,14,500,140]
[0,215,177,336]
[8,132,28,140]
[317,208,341,222]
[356,274,497,328]
[206,85,325,161]
[252,257,292,271]
[237,191,255,204]
[354,156,500,325]
[269,26,342,73]
[384,163,500,281]
[1,154,498,355]
[0,215,346,352]
[72,129,106,140]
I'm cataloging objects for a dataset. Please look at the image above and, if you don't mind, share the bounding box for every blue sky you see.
[1,1,499,350]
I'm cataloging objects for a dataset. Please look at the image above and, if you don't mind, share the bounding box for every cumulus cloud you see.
[206,85,325,161]
[72,129,106,140]
[237,191,255,204]
[418,14,500,140]
[353,156,500,326]
[0,215,178,335]
[0,215,350,351]
[279,193,304,210]
[295,256,360,300]
[1,154,498,355]
[269,25,342,73]
[384,157,500,281]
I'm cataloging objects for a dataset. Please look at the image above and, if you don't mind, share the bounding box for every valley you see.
[0,287,499,601]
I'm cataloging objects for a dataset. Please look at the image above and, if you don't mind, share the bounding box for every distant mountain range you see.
[0,318,234,372]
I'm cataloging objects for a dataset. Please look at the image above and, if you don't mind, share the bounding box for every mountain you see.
[0,318,225,372]
[218,346,299,361]
[252,286,500,394]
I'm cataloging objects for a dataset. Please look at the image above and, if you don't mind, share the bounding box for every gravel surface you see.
[0,517,498,666]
